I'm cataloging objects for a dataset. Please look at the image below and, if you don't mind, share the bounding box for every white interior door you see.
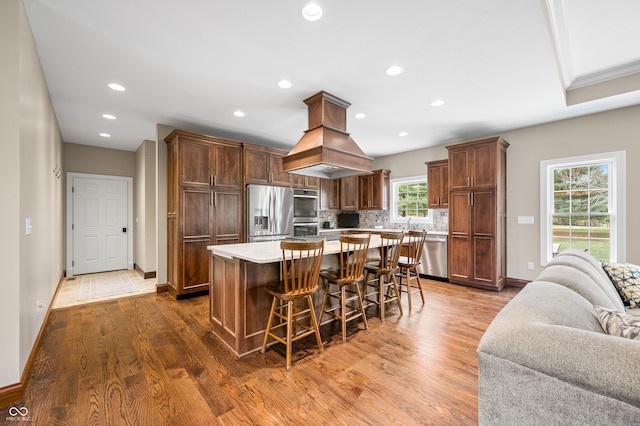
[73,176,129,275]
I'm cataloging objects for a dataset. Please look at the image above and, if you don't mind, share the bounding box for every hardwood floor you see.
[12,278,519,425]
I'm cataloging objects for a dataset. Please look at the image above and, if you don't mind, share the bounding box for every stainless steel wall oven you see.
[293,188,319,237]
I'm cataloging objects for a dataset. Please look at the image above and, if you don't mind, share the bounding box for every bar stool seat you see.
[261,239,324,371]
[363,232,404,322]
[397,231,428,310]
[319,234,370,343]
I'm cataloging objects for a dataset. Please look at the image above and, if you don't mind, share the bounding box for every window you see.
[390,176,429,223]
[540,151,626,265]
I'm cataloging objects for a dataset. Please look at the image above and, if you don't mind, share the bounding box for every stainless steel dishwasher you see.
[418,232,448,280]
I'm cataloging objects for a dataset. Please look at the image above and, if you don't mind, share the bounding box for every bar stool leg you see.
[286,300,293,371]
[378,273,385,322]
[391,273,403,316]
[261,297,278,354]
[307,295,323,353]
[355,282,368,330]
[341,285,347,343]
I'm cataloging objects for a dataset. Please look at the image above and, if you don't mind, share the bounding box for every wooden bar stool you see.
[261,239,324,371]
[363,232,404,322]
[319,234,370,343]
[397,231,427,310]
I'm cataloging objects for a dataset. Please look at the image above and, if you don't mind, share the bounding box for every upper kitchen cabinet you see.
[426,159,449,208]
[340,175,359,211]
[359,169,390,210]
[244,145,291,187]
[320,178,340,210]
[166,129,242,190]
[448,139,502,190]
[290,174,320,189]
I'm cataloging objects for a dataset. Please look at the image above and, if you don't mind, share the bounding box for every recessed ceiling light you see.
[399,131,408,137]
[108,83,126,92]
[301,3,323,21]
[277,80,292,89]
[430,99,445,107]
[385,65,404,76]
[233,110,245,117]
[102,113,116,120]
[99,133,111,138]
[354,113,366,119]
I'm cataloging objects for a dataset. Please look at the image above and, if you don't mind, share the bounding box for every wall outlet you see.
[518,216,535,224]
[36,300,44,317]
[527,262,534,270]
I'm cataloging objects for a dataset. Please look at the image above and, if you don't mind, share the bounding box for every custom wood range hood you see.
[282,91,373,179]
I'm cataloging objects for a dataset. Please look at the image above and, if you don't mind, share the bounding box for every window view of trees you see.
[552,163,610,261]
[397,181,428,218]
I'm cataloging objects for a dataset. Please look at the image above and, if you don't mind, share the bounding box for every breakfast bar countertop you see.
[208,234,383,264]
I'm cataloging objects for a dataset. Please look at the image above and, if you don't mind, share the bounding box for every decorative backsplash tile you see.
[319,208,448,231]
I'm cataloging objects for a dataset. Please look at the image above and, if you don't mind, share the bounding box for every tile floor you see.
[52,269,158,309]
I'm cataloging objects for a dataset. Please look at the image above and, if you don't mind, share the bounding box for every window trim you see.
[389,175,431,224]
[539,151,626,266]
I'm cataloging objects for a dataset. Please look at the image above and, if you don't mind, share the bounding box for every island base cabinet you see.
[210,255,281,357]
[209,254,340,357]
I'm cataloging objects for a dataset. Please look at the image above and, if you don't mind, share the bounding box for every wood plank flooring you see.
[13,278,519,425]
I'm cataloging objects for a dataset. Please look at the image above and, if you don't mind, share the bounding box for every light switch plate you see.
[26,217,32,235]
[517,216,534,224]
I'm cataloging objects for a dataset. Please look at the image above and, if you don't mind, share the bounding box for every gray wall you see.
[373,104,640,281]
[135,140,157,274]
[0,0,65,387]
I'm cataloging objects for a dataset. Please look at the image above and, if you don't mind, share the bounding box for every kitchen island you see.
[207,235,384,357]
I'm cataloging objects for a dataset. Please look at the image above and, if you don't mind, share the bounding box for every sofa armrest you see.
[480,321,640,407]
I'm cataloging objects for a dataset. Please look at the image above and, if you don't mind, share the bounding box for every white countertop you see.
[209,234,384,264]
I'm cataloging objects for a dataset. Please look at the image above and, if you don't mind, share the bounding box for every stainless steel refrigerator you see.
[247,184,294,242]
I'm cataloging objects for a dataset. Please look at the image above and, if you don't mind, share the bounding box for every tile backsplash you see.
[319,208,448,231]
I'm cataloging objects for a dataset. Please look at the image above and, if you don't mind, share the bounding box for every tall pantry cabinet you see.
[166,130,243,298]
[447,137,508,290]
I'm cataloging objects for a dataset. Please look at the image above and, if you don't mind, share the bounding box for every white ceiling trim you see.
[544,0,640,101]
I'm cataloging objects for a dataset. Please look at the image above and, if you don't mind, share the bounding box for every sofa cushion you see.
[594,305,640,340]
[602,262,640,308]
[536,264,621,311]
[548,254,625,311]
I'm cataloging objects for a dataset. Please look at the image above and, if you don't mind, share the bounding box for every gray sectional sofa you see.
[477,250,640,425]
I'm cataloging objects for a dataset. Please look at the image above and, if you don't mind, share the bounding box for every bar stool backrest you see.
[337,234,371,283]
[378,232,404,273]
[280,239,325,294]
[402,231,428,266]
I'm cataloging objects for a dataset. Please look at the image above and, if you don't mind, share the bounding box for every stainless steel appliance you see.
[247,184,294,242]
[293,188,319,237]
[418,232,448,279]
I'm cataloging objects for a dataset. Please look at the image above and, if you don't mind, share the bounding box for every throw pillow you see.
[601,262,640,308]
[594,305,640,340]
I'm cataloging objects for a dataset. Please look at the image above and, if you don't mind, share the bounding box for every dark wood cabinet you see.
[244,145,291,187]
[426,160,449,208]
[447,137,508,291]
[291,174,320,189]
[320,178,340,210]
[340,175,359,211]
[359,169,390,210]
[166,129,243,298]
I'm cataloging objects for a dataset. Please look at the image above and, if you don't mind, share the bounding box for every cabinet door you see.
[213,191,242,245]
[472,190,496,284]
[340,176,359,210]
[441,164,449,207]
[319,179,330,210]
[448,191,471,281]
[358,174,372,210]
[269,153,292,186]
[370,173,386,210]
[181,188,212,291]
[471,143,496,189]
[180,138,211,187]
[244,148,271,185]
[290,174,306,188]
[212,144,242,190]
[328,179,340,209]
[448,149,471,190]
[428,163,448,208]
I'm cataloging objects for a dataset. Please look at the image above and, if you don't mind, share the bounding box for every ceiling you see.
[23,0,640,157]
